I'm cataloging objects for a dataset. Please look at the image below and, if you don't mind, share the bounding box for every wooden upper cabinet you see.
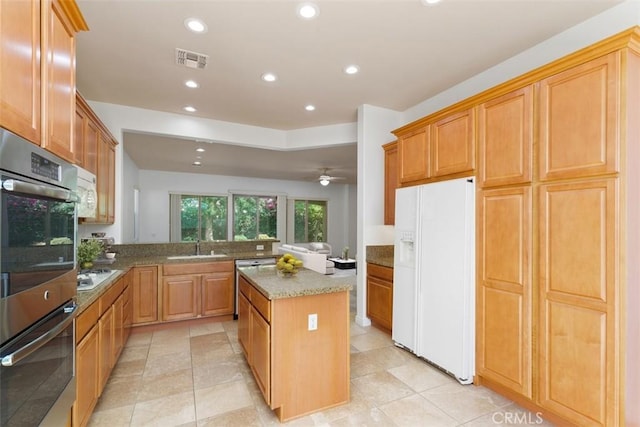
[75,93,99,173]
[477,186,532,398]
[0,0,41,144]
[383,141,398,225]
[539,52,620,180]
[431,108,475,177]
[398,127,429,184]
[42,0,87,162]
[478,86,533,188]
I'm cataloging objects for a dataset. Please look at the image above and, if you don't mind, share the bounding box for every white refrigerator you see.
[392,177,475,384]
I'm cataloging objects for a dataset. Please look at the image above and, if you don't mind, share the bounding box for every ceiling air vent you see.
[175,48,208,69]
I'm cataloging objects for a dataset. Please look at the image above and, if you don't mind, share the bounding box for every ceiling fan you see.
[316,168,346,186]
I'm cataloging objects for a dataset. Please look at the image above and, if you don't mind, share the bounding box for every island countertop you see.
[238,264,352,300]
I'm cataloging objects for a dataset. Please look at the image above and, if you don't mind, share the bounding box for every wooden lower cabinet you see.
[366,263,393,333]
[74,274,131,427]
[97,305,114,391]
[74,326,99,427]
[238,274,350,422]
[162,275,198,321]
[161,261,234,322]
[250,305,271,402]
[132,266,158,324]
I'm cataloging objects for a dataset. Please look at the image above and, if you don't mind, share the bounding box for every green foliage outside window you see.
[294,200,326,243]
[180,195,227,241]
[233,195,277,240]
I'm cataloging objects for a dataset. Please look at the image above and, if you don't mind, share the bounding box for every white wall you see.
[355,104,404,326]
[135,169,354,253]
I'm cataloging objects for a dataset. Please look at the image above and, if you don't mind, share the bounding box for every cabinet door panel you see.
[201,273,234,316]
[383,141,398,225]
[43,0,76,161]
[431,108,475,177]
[478,86,533,187]
[132,266,158,324]
[162,276,198,321]
[538,178,618,426]
[74,326,99,427]
[98,305,114,392]
[398,128,429,184]
[0,0,41,143]
[366,276,392,331]
[477,187,532,397]
[539,53,619,180]
[251,307,271,405]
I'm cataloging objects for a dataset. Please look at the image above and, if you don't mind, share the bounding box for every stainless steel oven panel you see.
[0,128,77,191]
[0,270,76,346]
[0,299,76,426]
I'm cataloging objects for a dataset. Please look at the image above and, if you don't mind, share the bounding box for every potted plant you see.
[77,239,103,269]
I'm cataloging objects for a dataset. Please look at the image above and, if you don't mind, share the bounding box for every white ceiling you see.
[75,0,622,184]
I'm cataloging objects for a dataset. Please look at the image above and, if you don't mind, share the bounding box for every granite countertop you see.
[75,251,281,313]
[239,265,352,300]
[365,245,394,268]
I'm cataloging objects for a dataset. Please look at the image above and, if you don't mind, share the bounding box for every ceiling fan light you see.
[320,178,330,186]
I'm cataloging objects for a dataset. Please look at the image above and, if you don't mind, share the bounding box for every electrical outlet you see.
[256,244,264,250]
[308,313,318,331]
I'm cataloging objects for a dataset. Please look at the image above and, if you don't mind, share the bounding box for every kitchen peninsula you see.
[237,265,351,422]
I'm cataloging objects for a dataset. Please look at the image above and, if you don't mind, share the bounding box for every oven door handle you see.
[1,179,79,203]
[1,303,78,367]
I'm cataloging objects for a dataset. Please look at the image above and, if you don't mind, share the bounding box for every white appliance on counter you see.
[76,166,97,218]
[392,177,475,384]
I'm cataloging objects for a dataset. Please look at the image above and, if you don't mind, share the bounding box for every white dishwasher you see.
[234,257,276,318]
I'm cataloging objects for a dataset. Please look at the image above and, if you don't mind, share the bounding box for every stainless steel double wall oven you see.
[0,128,79,426]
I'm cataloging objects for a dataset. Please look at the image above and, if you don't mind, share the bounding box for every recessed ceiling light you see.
[297,2,319,19]
[184,106,196,112]
[196,147,205,152]
[185,80,199,88]
[192,161,202,166]
[421,0,442,4]
[305,105,316,111]
[184,18,207,33]
[344,65,359,75]
[261,72,277,82]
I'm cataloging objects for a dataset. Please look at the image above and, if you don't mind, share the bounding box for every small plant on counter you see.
[276,253,303,276]
[77,239,103,269]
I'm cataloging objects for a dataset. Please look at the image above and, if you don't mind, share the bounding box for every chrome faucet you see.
[196,239,201,256]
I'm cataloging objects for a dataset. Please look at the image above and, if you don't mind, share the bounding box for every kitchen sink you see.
[166,254,228,260]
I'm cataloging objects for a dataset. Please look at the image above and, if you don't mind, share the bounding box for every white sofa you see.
[276,243,335,275]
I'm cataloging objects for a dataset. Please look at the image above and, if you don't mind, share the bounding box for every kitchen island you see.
[237,265,351,422]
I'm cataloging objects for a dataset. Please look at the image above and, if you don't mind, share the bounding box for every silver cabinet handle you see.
[1,303,77,367]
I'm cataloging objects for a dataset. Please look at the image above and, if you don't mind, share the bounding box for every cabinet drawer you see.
[239,276,252,299]
[99,277,123,314]
[76,302,99,344]
[367,263,393,282]
[251,288,271,323]
[163,260,234,276]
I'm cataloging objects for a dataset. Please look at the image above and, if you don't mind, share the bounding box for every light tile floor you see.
[88,277,554,427]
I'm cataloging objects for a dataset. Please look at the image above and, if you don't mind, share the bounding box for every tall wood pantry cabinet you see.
[473,30,640,426]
